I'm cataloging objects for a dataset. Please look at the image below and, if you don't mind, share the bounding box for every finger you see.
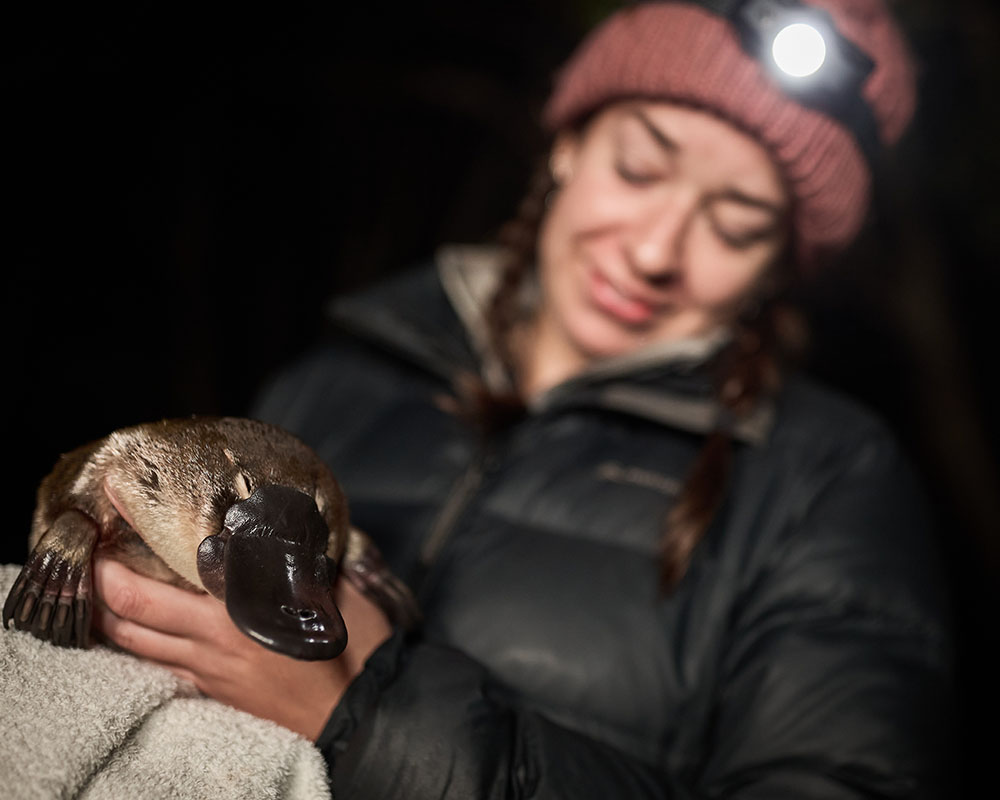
[94,601,199,668]
[160,664,203,693]
[93,559,226,640]
[92,610,205,693]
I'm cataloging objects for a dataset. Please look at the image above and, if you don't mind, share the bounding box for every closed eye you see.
[234,472,253,499]
[614,111,676,186]
[713,223,781,249]
[708,196,786,249]
[615,163,659,185]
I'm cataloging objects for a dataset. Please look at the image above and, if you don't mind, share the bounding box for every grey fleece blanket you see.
[0,564,332,800]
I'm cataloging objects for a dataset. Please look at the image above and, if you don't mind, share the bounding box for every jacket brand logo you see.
[595,461,680,497]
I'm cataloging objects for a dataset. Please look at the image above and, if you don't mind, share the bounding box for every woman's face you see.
[533,100,789,377]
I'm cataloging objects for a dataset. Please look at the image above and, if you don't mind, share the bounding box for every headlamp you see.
[634,0,881,165]
[770,22,827,78]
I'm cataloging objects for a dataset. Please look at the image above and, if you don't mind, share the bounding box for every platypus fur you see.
[2,417,419,660]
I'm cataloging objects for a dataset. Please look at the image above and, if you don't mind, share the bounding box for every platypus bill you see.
[2,417,420,660]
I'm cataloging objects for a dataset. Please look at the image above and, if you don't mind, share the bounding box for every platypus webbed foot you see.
[3,511,98,647]
[342,529,421,631]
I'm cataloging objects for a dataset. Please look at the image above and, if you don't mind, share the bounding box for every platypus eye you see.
[233,471,253,500]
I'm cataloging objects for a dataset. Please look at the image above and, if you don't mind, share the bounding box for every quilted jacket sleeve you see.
[691,424,955,798]
[316,632,671,798]
[310,427,953,799]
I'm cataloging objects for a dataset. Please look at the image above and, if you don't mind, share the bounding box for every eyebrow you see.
[628,109,679,154]
[627,108,787,217]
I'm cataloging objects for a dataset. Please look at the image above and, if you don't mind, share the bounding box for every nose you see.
[623,194,696,285]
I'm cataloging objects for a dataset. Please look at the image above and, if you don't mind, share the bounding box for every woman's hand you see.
[92,558,392,741]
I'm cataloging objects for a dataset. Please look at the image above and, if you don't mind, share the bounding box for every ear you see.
[549,131,580,186]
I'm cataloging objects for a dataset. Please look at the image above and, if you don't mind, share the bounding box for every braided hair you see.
[455,157,805,590]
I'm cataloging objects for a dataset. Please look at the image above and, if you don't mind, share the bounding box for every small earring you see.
[546,161,571,209]
[548,150,573,187]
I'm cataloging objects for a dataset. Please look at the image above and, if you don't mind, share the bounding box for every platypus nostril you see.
[280,605,317,621]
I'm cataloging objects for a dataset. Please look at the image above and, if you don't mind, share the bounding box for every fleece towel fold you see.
[0,564,332,800]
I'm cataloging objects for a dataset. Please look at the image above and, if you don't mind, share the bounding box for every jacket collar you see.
[328,246,774,446]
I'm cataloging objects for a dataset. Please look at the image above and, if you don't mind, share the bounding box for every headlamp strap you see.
[631,0,882,166]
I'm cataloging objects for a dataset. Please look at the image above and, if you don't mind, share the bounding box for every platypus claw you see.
[4,511,98,647]
[3,547,93,648]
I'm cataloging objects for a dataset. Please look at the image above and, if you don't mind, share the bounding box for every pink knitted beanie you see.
[543,0,918,265]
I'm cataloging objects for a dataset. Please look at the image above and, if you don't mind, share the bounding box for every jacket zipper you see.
[418,449,491,571]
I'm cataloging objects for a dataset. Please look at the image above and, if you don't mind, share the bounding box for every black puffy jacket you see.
[253,248,954,798]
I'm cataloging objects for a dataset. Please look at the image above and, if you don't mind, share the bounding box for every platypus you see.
[2,417,419,660]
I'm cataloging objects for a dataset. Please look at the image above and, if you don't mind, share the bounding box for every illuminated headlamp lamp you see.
[700,0,879,164]
[639,0,881,165]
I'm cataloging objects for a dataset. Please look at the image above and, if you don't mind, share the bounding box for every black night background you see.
[5,2,998,792]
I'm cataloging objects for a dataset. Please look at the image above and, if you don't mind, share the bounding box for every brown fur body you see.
[30,417,350,591]
[6,417,416,657]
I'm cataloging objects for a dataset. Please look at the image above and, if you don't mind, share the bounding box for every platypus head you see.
[196,485,347,660]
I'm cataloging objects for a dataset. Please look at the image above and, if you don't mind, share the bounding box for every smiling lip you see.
[588,268,661,326]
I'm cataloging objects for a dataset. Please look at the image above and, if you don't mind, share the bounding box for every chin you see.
[566,312,647,362]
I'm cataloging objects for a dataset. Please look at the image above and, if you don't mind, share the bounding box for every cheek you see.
[544,170,632,252]
[688,263,750,306]
[538,178,618,292]
[684,238,774,309]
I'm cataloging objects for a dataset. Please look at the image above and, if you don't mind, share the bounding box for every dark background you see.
[5,1,998,792]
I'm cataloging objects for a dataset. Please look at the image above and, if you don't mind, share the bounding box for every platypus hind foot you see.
[3,511,97,647]
[342,529,421,631]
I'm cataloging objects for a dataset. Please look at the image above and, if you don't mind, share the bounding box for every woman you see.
[94,0,954,796]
